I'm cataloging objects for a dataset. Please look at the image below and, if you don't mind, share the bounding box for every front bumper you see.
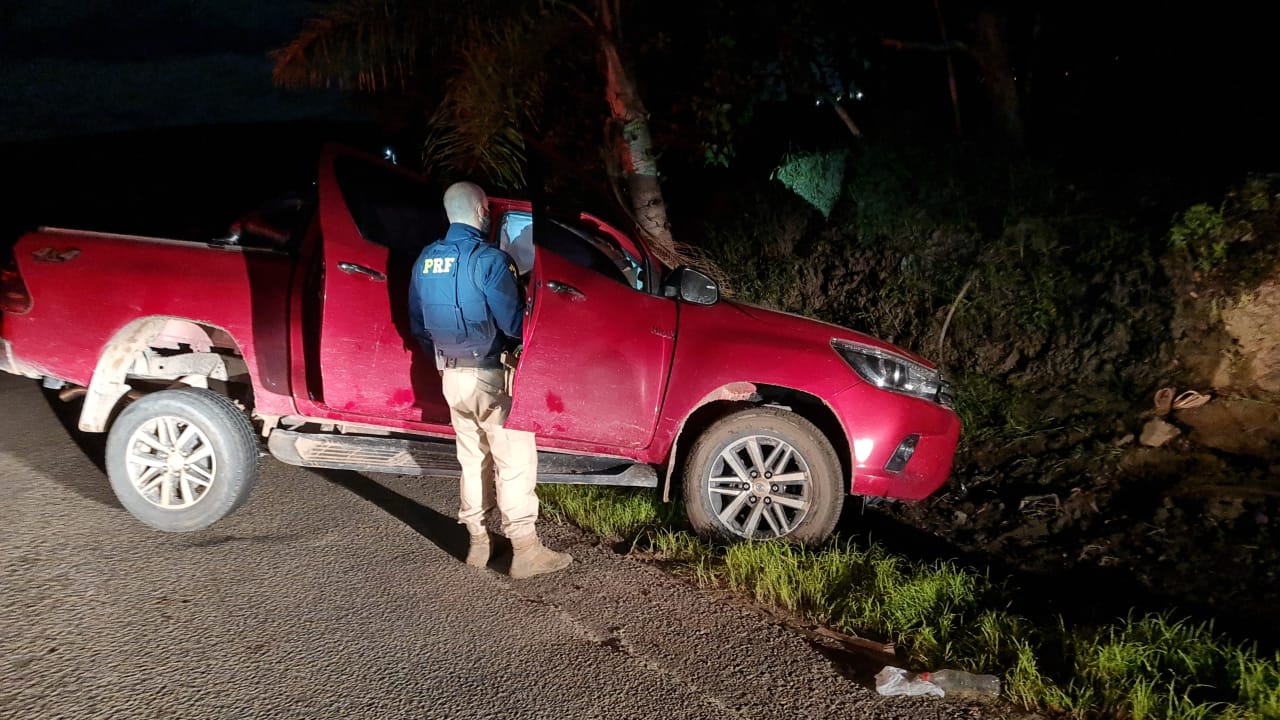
[829,382,961,501]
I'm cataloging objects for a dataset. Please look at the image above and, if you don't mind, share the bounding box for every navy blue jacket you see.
[409,223,524,362]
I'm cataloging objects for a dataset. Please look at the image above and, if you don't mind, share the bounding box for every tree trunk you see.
[589,0,727,287]
[933,0,963,139]
[597,14,681,268]
[972,8,1024,152]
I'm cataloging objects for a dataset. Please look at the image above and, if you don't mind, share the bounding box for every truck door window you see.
[333,156,448,253]
[503,211,646,291]
[498,212,536,275]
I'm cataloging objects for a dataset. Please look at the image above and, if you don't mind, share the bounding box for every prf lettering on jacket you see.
[423,257,456,274]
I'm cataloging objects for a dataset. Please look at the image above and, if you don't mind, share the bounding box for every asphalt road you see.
[0,373,988,720]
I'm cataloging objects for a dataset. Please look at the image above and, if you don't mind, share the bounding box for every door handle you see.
[337,262,386,282]
[550,279,588,301]
[546,280,585,301]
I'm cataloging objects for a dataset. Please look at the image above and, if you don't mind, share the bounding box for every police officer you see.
[409,181,572,579]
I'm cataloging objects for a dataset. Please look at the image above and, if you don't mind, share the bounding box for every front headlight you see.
[832,340,950,405]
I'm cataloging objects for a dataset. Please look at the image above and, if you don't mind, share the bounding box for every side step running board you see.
[267,429,658,488]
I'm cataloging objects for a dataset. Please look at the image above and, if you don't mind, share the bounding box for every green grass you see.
[1234,648,1280,719]
[536,485,680,540]
[539,485,1280,720]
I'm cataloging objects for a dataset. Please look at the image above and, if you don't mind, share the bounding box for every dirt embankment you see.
[878,183,1280,642]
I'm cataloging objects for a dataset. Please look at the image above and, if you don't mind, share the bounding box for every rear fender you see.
[80,317,245,432]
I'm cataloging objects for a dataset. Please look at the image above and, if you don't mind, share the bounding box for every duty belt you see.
[442,356,502,369]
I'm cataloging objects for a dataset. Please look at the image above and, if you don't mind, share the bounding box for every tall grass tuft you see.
[1233,647,1280,719]
[536,485,674,539]
[643,528,710,563]
[1041,612,1280,720]
[1005,637,1084,715]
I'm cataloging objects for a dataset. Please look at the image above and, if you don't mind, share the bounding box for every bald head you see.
[443,181,489,232]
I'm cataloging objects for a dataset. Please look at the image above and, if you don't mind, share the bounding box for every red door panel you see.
[507,247,675,449]
[312,149,451,425]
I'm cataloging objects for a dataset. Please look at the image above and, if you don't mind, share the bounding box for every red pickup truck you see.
[1,144,960,544]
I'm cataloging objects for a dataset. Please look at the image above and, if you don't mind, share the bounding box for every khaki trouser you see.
[441,366,539,540]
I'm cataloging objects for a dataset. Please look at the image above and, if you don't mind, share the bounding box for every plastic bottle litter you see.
[875,666,1001,698]
[874,666,944,697]
[921,669,1001,697]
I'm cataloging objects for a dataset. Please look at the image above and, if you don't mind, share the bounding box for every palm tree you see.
[271,0,706,273]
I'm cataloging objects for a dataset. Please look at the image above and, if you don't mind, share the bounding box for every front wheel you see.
[105,388,259,532]
[683,406,843,545]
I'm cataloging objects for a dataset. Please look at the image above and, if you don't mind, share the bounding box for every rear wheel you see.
[683,406,843,545]
[105,388,259,532]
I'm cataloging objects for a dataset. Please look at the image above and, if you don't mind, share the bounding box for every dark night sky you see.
[0,1,1275,174]
[0,0,354,143]
[1027,4,1277,163]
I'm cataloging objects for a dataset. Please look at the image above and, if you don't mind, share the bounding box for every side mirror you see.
[662,266,720,306]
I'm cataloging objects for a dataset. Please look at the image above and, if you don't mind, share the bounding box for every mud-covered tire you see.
[105,388,259,532]
[683,406,843,545]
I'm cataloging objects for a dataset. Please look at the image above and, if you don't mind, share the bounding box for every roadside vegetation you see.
[538,485,1280,720]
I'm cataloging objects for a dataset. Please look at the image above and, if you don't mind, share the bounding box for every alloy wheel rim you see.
[125,415,216,510]
[705,434,811,538]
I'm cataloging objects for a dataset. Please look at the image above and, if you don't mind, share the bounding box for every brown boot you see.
[466,531,491,568]
[509,533,572,579]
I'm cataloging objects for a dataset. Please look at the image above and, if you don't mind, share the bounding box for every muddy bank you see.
[871,183,1280,645]
[867,446,1280,647]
